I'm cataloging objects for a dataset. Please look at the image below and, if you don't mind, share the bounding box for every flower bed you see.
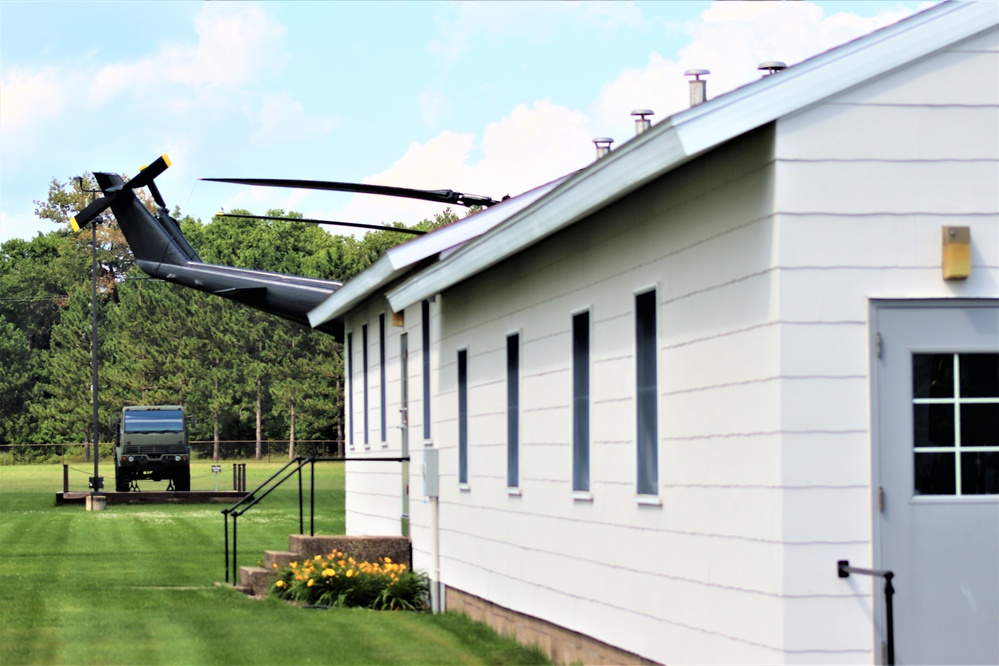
[270,549,429,611]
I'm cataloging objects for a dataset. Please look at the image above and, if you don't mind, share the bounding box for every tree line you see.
[0,175,455,459]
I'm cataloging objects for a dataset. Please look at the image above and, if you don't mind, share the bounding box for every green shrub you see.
[271,549,429,611]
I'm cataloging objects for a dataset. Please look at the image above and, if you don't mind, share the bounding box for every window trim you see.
[347,331,354,450]
[506,331,521,490]
[635,287,659,498]
[422,300,432,442]
[457,347,469,485]
[379,313,387,446]
[572,309,591,493]
[362,323,369,447]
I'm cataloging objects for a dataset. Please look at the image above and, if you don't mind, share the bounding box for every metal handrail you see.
[221,455,409,585]
[838,560,895,665]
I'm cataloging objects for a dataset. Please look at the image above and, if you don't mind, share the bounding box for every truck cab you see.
[115,405,191,492]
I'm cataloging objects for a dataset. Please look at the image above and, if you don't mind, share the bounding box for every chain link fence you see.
[0,440,345,466]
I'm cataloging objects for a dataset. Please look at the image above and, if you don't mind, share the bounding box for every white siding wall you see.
[341,26,998,665]
[773,27,999,663]
[431,126,784,665]
[344,299,415,537]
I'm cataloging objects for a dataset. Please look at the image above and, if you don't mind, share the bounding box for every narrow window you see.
[635,290,658,496]
[507,333,520,488]
[346,332,354,449]
[573,311,590,492]
[458,349,468,485]
[379,313,387,443]
[362,323,369,446]
[422,300,431,441]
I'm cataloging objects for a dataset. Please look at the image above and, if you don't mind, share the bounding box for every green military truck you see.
[115,405,191,492]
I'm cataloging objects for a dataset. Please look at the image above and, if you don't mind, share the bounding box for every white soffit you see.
[307,176,568,326]
[385,0,997,313]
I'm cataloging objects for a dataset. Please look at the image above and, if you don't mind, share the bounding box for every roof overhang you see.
[307,176,569,326]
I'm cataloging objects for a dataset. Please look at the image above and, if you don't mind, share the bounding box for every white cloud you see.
[250,92,340,147]
[593,1,924,141]
[321,100,594,227]
[429,1,649,65]
[0,66,75,137]
[87,3,287,108]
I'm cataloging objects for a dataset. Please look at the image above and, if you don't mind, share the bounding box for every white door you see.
[873,300,998,665]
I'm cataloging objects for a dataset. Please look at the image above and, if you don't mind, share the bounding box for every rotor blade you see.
[202,177,497,207]
[216,213,426,236]
[128,154,172,191]
[70,196,114,231]
[146,180,167,209]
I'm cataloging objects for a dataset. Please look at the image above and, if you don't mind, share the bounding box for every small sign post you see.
[211,464,222,491]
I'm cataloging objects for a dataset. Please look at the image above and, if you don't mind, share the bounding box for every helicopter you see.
[69,154,500,340]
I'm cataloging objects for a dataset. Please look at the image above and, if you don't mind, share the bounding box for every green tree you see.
[0,314,33,443]
[28,284,110,446]
[102,274,192,407]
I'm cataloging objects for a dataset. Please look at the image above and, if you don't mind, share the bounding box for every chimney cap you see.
[631,109,654,118]
[758,61,787,75]
[684,68,710,79]
[592,137,614,145]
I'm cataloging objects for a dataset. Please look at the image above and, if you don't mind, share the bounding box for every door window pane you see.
[914,452,956,495]
[913,404,955,447]
[960,452,999,495]
[961,404,999,447]
[913,354,954,398]
[959,353,999,398]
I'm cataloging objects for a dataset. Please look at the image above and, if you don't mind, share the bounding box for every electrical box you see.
[422,448,439,498]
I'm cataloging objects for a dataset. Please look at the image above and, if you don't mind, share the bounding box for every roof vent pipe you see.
[684,69,710,107]
[593,137,614,159]
[758,61,787,76]
[631,109,654,136]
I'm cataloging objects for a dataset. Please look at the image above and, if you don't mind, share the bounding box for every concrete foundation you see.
[446,587,658,666]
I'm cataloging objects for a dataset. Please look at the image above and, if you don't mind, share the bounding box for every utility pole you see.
[75,176,103,497]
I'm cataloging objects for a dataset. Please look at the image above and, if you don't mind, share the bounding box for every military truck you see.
[115,405,191,492]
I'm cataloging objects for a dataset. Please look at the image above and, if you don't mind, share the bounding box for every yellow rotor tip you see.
[69,218,80,233]
[162,153,172,167]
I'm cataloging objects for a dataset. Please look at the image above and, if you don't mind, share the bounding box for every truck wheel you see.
[174,470,190,492]
[116,471,130,493]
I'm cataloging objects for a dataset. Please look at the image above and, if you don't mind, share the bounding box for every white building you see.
[309,2,998,663]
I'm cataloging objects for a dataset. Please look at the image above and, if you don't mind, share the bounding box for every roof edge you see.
[385,0,997,312]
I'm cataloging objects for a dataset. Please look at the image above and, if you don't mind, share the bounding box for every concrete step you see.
[288,535,411,568]
[238,566,273,596]
[264,549,297,570]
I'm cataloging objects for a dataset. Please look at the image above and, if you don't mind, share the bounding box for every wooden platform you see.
[56,491,246,505]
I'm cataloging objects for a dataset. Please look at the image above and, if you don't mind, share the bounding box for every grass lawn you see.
[0,464,548,665]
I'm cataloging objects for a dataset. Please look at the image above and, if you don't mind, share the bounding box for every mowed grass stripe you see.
[0,464,549,665]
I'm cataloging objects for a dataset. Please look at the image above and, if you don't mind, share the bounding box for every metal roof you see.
[306,175,568,326]
[311,0,998,323]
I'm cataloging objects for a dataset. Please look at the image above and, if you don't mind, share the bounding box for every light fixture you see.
[942,226,971,280]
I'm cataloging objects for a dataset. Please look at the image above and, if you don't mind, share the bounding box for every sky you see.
[0,0,937,244]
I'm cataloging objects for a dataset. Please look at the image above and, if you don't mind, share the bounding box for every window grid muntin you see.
[913,353,999,496]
